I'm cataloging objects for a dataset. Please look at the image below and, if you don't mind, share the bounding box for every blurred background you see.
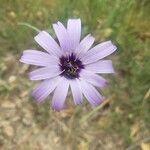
[0,0,150,149]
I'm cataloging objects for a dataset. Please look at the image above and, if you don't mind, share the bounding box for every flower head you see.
[20,19,117,111]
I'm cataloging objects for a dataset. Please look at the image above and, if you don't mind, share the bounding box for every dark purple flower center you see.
[59,53,84,79]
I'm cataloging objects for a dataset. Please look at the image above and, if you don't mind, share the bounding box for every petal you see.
[79,79,104,106]
[29,66,61,80]
[53,22,70,52]
[85,60,114,74]
[20,50,59,66]
[67,19,81,50]
[34,31,62,56]
[32,77,60,102]
[81,41,117,64]
[70,79,83,105]
[80,70,107,87]
[75,34,95,57]
[52,77,69,111]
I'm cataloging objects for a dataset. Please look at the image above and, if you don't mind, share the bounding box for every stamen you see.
[59,53,84,79]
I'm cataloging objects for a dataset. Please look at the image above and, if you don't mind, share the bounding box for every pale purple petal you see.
[20,18,116,110]
[53,22,70,52]
[34,31,62,56]
[80,41,117,64]
[32,77,60,102]
[75,34,95,57]
[85,60,114,74]
[52,77,69,111]
[80,70,107,87]
[20,50,59,66]
[29,66,61,80]
[70,79,83,105]
[67,19,81,50]
[79,79,104,106]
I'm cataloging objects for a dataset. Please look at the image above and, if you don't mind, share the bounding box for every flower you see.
[20,18,117,111]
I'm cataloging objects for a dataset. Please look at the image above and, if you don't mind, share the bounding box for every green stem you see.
[80,98,112,124]
[17,22,40,32]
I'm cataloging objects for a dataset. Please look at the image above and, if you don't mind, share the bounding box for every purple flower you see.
[20,19,117,111]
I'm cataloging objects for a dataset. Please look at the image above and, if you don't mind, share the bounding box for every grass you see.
[0,0,150,149]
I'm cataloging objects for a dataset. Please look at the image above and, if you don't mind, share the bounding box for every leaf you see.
[77,141,88,150]
[141,142,150,150]
[130,122,140,138]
